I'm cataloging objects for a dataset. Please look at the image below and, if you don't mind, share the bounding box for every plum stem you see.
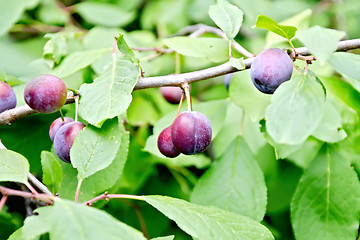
[74,95,79,122]
[176,91,185,117]
[182,83,192,111]
[59,109,65,122]
[74,179,83,203]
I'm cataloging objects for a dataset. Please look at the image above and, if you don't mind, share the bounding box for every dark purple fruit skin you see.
[158,126,180,158]
[54,121,85,163]
[171,111,212,155]
[24,75,67,113]
[160,87,183,104]
[0,81,16,113]
[49,117,74,142]
[224,73,234,90]
[250,48,293,94]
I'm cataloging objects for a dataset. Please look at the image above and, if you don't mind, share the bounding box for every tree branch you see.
[0,94,75,126]
[134,38,360,90]
[0,38,359,125]
[0,185,54,204]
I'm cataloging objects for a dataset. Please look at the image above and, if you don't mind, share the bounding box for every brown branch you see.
[0,185,54,204]
[134,38,360,90]
[0,194,8,212]
[0,39,360,125]
[0,94,75,126]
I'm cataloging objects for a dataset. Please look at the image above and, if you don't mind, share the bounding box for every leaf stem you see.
[75,179,83,203]
[83,192,144,206]
[176,91,185,117]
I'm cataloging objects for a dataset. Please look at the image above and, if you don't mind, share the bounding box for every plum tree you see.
[171,111,212,155]
[24,75,67,113]
[158,126,180,158]
[160,86,183,104]
[0,81,16,113]
[49,117,74,142]
[250,48,293,94]
[53,121,86,163]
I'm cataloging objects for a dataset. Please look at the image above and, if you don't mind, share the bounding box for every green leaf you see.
[7,228,26,240]
[0,149,29,184]
[59,128,129,202]
[229,71,271,121]
[208,0,243,39]
[43,32,74,68]
[163,37,228,63]
[265,9,312,47]
[117,34,139,64]
[321,76,360,113]
[52,48,111,79]
[265,72,326,145]
[143,195,274,240]
[23,198,146,240]
[78,55,141,127]
[312,101,347,142]
[328,52,360,82]
[228,57,245,70]
[41,151,62,194]
[74,2,136,27]
[71,119,123,180]
[255,15,297,42]
[151,236,174,240]
[291,146,360,240]
[297,26,345,63]
[191,136,267,222]
[0,0,39,36]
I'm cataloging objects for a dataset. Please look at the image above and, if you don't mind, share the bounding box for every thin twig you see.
[27,173,53,195]
[25,182,39,195]
[0,186,54,204]
[132,204,150,239]
[0,194,8,212]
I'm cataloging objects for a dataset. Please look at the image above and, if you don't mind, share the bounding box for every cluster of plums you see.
[23,74,85,163]
[0,74,85,163]
[158,111,212,158]
[158,86,212,158]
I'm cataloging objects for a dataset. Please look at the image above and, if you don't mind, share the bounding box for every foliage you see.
[1,0,360,240]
